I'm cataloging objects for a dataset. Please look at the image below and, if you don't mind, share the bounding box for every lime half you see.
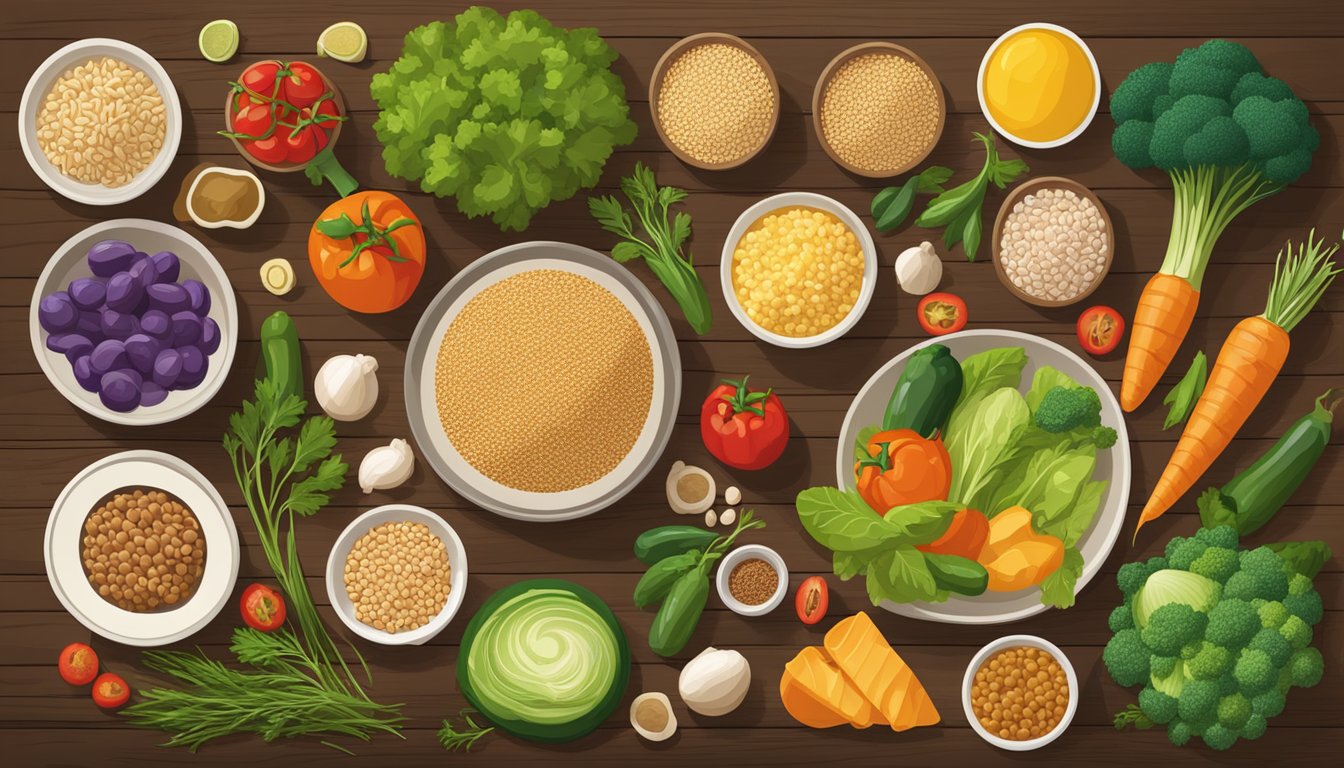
[317,21,367,63]
[199,19,239,63]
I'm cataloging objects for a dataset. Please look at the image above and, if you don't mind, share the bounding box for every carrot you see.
[1134,231,1341,539]
[1121,274,1200,411]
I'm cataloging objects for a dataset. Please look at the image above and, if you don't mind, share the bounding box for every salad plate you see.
[835,329,1130,624]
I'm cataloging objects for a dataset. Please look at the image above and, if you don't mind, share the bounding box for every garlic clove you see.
[315,353,380,421]
[894,240,943,295]
[359,438,415,493]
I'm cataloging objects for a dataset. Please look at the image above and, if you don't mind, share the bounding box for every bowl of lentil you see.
[721,192,878,348]
[326,504,468,646]
[715,544,788,617]
[962,635,1078,750]
[992,176,1114,307]
[812,42,945,178]
[43,450,239,647]
[18,38,182,205]
[649,33,779,170]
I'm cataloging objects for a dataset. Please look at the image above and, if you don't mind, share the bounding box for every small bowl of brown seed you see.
[326,504,468,646]
[992,176,1114,307]
[963,635,1078,751]
[716,544,788,617]
[649,33,780,170]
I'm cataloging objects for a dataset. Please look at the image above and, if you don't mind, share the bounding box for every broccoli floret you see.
[1103,628,1152,687]
[1287,572,1313,597]
[1251,689,1285,718]
[1233,649,1276,694]
[1248,627,1292,667]
[1142,603,1208,655]
[1216,692,1252,730]
[1202,723,1238,751]
[1241,712,1268,740]
[1190,547,1240,583]
[1169,39,1261,100]
[1117,559,1161,599]
[1139,686,1179,725]
[1168,719,1193,747]
[1206,598,1260,647]
[1177,678,1220,723]
[1232,72,1294,104]
[1233,548,1290,600]
[1108,604,1135,632]
[1092,425,1118,449]
[1186,642,1233,680]
[1150,95,1232,170]
[1198,525,1240,552]
[1278,615,1312,650]
[1112,120,1156,167]
[1257,600,1289,629]
[1111,61,1174,123]
[1034,386,1102,433]
[1287,647,1324,688]
[1283,590,1324,625]
[1150,654,1180,681]
[1216,672,1239,696]
[1167,537,1209,571]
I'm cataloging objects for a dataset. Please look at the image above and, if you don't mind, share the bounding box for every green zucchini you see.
[924,552,988,596]
[883,344,963,437]
[633,526,719,565]
[259,310,303,402]
[632,549,700,608]
[1198,389,1339,536]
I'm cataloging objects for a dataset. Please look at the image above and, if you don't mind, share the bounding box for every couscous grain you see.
[819,52,941,174]
[343,520,452,634]
[999,187,1109,303]
[657,43,775,166]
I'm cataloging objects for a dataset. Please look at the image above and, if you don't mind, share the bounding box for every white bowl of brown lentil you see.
[721,193,878,348]
[962,635,1078,750]
[18,38,182,205]
[43,451,239,647]
[326,505,468,646]
[716,544,788,617]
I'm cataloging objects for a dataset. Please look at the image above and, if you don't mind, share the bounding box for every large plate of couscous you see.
[405,241,681,522]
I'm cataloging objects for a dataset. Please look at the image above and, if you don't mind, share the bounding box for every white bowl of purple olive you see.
[30,219,237,425]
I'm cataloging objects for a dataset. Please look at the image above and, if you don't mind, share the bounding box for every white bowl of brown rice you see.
[326,505,468,646]
[18,38,182,205]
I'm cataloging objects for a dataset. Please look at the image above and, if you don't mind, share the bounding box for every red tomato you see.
[283,126,317,164]
[240,60,282,97]
[699,375,789,470]
[917,292,968,335]
[91,672,130,709]
[281,62,325,107]
[230,102,276,139]
[1077,305,1126,356]
[57,642,99,686]
[795,576,829,625]
[245,135,288,165]
[240,583,286,632]
[312,97,341,121]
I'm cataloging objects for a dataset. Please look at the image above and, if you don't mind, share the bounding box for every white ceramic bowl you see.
[715,544,788,617]
[326,505,469,646]
[962,635,1078,750]
[836,329,1130,624]
[44,451,240,646]
[977,23,1100,149]
[720,193,878,348]
[18,39,183,205]
[30,219,239,426]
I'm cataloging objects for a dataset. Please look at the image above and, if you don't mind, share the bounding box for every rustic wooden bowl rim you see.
[990,175,1115,308]
[811,41,947,179]
[648,32,781,171]
[222,61,345,174]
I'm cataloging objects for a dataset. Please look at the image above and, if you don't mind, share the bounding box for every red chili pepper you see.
[240,583,286,632]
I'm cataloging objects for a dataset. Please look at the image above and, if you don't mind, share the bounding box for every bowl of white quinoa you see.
[992,176,1113,307]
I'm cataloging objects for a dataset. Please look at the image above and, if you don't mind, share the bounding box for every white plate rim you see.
[976,22,1101,150]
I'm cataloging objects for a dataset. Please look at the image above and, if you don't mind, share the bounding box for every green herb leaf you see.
[796,487,900,552]
[1039,547,1085,609]
[872,177,920,232]
[1161,351,1208,430]
[917,165,954,194]
[865,546,938,605]
[882,500,962,544]
[285,455,347,517]
[610,241,646,263]
[853,424,880,464]
[1196,487,1238,531]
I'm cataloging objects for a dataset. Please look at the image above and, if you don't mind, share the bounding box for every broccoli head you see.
[1142,603,1209,655]
[1138,686,1179,725]
[1103,628,1152,687]
[1288,647,1324,688]
[1034,386,1102,433]
[1233,648,1276,694]
[1206,598,1259,647]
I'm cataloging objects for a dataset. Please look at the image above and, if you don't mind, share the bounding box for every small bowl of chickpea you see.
[721,192,877,348]
[963,634,1078,751]
[326,504,468,646]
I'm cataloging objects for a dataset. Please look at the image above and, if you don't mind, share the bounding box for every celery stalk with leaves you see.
[589,163,712,334]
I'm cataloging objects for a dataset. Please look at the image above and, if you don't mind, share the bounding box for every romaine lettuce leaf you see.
[945,387,1031,506]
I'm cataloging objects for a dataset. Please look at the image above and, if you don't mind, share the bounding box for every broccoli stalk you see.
[1157,164,1280,292]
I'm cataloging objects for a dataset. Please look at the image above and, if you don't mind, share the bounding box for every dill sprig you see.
[438,710,496,752]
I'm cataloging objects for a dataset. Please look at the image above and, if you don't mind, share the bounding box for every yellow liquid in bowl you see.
[982,28,1096,143]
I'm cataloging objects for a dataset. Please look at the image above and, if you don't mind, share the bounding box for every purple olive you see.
[103,308,143,340]
[140,309,171,339]
[86,240,135,277]
[177,346,208,389]
[47,332,93,359]
[128,257,158,289]
[170,311,202,347]
[98,370,141,412]
[146,283,190,313]
[105,272,144,313]
[149,251,180,283]
[67,277,107,310]
[38,291,79,333]
[124,333,161,374]
[139,381,168,407]
[89,339,128,375]
[72,355,99,392]
[200,318,221,355]
[152,348,182,388]
[76,310,103,339]
[182,279,211,315]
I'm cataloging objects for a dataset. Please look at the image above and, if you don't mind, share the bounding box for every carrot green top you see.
[1262,229,1341,332]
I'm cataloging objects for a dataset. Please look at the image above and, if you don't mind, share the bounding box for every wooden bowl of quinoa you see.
[812,42,946,178]
[649,33,780,170]
[991,176,1114,307]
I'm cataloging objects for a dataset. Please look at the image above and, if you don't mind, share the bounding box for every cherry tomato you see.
[283,126,317,164]
[280,62,325,107]
[91,672,130,709]
[240,583,286,632]
[230,102,276,139]
[312,97,341,122]
[240,61,282,98]
[699,375,789,470]
[245,134,288,165]
[795,576,829,625]
[1077,305,1125,356]
[917,292,968,335]
[57,642,99,686]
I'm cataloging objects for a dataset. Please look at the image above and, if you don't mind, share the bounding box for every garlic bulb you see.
[894,241,943,295]
[314,354,379,421]
[359,439,415,493]
[678,647,750,716]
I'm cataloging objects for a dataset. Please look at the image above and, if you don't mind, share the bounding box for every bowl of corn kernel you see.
[721,192,877,348]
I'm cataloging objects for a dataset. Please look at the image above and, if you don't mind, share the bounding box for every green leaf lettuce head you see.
[370,8,638,231]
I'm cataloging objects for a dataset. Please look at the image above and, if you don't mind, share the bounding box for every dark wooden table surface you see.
[2,1,1341,765]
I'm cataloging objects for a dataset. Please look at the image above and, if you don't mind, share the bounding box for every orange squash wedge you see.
[822,612,940,731]
[780,646,883,728]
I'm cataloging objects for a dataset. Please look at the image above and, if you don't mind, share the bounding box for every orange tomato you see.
[308,191,425,313]
[853,428,952,514]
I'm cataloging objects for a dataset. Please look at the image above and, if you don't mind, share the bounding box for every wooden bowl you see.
[812,42,946,178]
[648,33,780,170]
[991,176,1115,308]
[222,62,345,173]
